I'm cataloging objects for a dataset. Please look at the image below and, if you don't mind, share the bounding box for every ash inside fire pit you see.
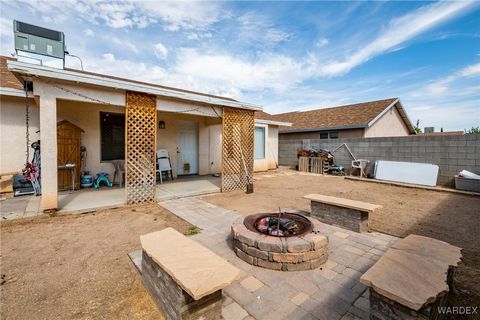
[244,212,313,237]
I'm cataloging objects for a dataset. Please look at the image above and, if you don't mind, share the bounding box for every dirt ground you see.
[203,171,480,316]
[0,205,193,320]
[1,172,479,319]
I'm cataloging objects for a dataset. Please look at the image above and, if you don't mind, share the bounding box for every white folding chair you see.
[352,159,370,178]
[156,149,173,184]
[111,159,125,187]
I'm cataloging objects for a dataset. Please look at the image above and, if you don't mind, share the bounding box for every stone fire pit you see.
[231,213,329,271]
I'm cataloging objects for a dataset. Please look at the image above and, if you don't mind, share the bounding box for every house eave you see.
[7,60,262,111]
[255,119,292,126]
[0,87,33,98]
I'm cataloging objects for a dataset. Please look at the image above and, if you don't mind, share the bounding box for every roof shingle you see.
[267,98,399,132]
[0,56,24,90]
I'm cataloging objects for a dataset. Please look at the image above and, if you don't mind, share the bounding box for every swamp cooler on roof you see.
[14,20,66,60]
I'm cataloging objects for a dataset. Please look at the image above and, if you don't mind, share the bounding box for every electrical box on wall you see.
[14,20,65,60]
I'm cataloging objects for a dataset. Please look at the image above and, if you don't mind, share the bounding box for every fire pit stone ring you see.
[231,213,329,271]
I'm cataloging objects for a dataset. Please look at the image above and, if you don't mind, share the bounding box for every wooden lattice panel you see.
[125,91,157,205]
[222,107,255,192]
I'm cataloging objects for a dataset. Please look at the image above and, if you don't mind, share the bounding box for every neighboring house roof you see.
[255,111,292,127]
[1,56,260,110]
[267,98,415,134]
[0,56,23,90]
[417,131,464,136]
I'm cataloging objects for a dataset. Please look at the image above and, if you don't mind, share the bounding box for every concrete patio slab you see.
[0,175,221,220]
[156,175,220,201]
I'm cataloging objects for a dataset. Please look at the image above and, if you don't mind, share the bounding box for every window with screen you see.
[320,132,329,139]
[254,126,266,159]
[329,131,339,139]
[100,112,125,161]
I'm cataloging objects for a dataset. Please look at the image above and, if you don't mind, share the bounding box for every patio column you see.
[39,93,58,211]
[221,107,255,192]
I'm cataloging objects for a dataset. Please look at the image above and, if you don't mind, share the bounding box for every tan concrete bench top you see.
[360,235,462,311]
[304,194,382,212]
[140,228,240,300]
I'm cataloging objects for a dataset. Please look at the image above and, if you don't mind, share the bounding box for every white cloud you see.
[137,1,224,31]
[112,37,139,54]
[0,17,12,38]
[318,1,476,76]
[171,48,307,94]
[154,43,168,59]
[13,0,224,31]
[315,38,329,47]
[186,32,213,40]
[459,63,480,77]
[78,53,167,84]
[237,11,292,44]
[84,28,94,37]
[0,17,14,54]
[413,63,480,97]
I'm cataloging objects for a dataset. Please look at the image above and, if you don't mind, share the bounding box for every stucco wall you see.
[0,95,223,192]
[56,99,123,180]
[364,106,410,137]
[254,124,268,172]
[0,96,40,192]
[253,124,280,172]
[0,96,40,173]
[156,111,222,177]
[267,125,279,170]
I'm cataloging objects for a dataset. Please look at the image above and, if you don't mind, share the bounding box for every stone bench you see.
[360,235,462,320]
[140,228,240,320]
[304,194,382,232]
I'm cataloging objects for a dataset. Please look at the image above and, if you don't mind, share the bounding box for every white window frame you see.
[254,125,266,160]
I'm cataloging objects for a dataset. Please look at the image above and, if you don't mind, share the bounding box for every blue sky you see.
[1,1,479,131]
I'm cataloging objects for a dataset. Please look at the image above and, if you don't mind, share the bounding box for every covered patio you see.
[4,59,258,213]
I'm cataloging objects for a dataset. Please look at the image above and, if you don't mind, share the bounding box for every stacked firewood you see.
[297,147,334,164]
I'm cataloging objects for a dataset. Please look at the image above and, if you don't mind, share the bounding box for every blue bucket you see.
[81,175,94,188]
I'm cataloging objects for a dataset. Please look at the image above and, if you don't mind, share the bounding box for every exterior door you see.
[176,120,198,175]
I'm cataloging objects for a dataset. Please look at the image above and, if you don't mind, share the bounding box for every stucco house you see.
[254,112,292,171]
[261,98,416,140]
[0,55,284,211]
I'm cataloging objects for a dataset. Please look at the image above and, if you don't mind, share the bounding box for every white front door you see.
[176,120,199,175]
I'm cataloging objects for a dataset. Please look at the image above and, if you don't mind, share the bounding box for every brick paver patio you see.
[160,197,399,320]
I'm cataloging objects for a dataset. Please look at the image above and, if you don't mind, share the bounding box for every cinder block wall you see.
[278,134,480,186]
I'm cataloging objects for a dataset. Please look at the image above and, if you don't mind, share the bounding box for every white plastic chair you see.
[352,159,370,178]
[156,149,173,184]
[111,159,125,187]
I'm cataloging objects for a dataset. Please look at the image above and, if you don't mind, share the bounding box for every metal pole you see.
[66,53,84,70]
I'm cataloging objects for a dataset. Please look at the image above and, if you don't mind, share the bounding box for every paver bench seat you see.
[140,227,240,320]
[304,194,382,232]
[360,235,462,320]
